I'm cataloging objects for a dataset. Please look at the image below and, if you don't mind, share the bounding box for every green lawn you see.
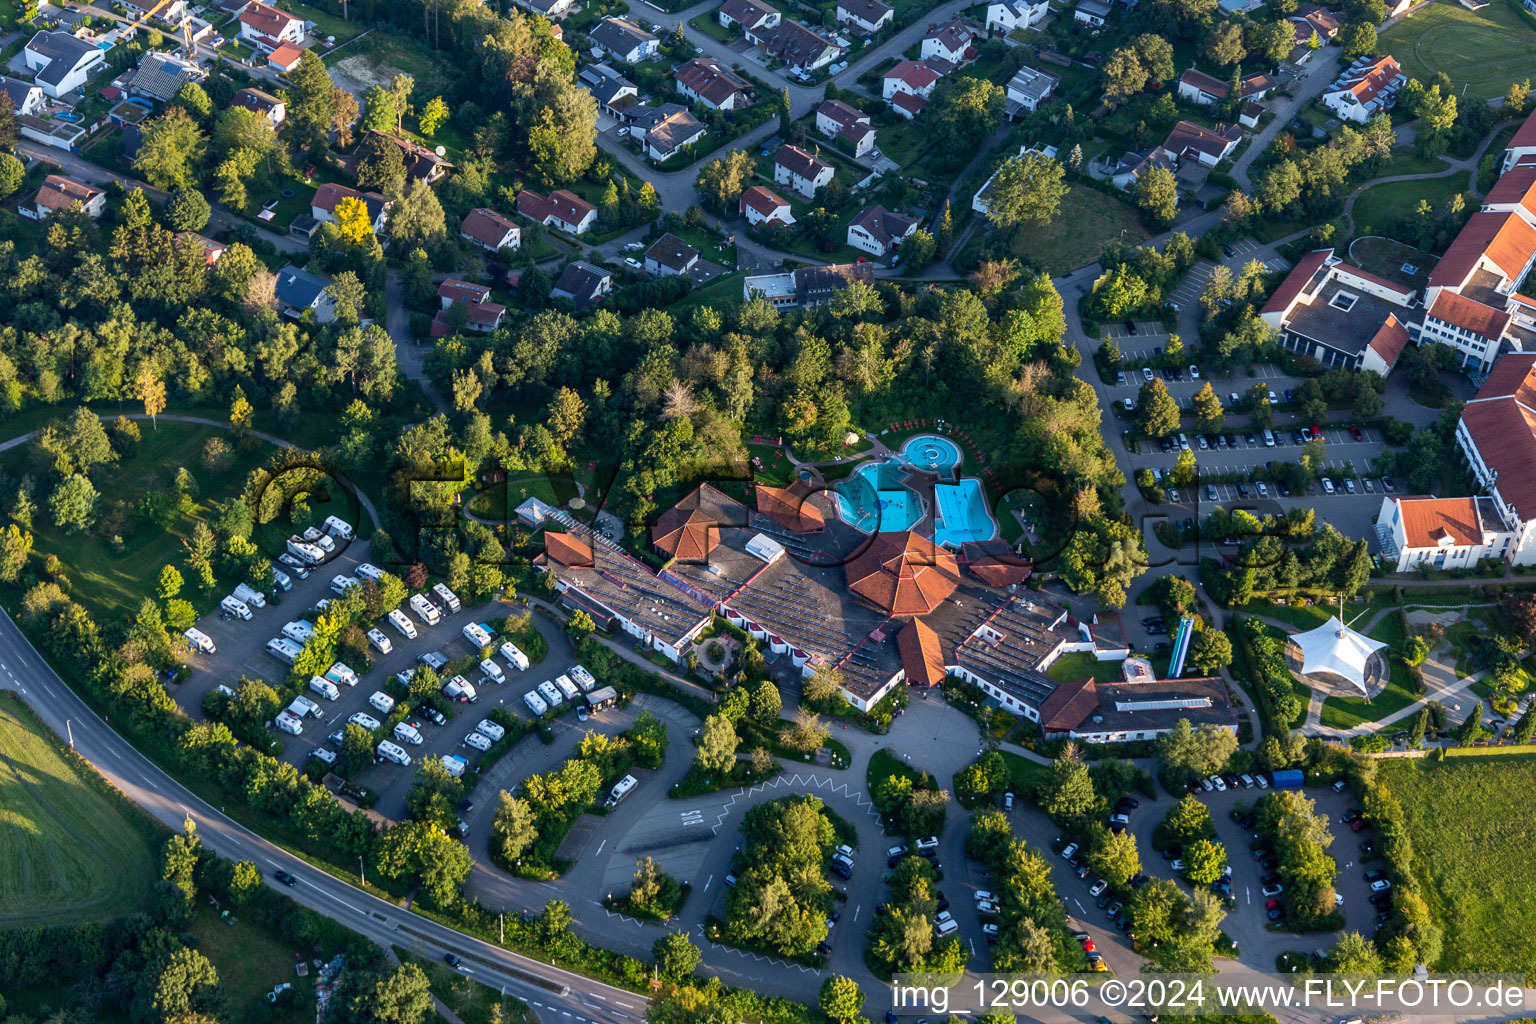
[284,0,365,43]
[189,905,318,1024]
[1006,186,1149,274]
[1244,598,1337,633]
[1045,650,1126,684]
[0,695,159,928]
[1379,0,1536,100]
[1380,755,1536,979]
[998,750,1054,799]
[1319,611,1419,730]
[1350,173,1469,240]
[465,473,568,521]
[0,422,276,624]
[396,949,530,1024]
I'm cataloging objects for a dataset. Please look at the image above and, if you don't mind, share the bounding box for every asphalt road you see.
[0,602,648,1024]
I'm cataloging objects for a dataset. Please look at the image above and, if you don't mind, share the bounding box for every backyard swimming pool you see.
[829,433,995,545]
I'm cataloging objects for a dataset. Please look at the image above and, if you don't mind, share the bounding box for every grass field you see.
[1008,186,1150,275]
[1379,0,1536,100]
[1320,610,1418,730]
[0,423,275,624]
[1046,650,1128,684]
[190,906,315,1024]
[1380,755,1536,979]
[1349,173,1470,240]
[0,696,158,928]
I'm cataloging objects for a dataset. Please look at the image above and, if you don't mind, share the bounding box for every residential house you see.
[921,20,973,64]
[1376,495,1520,572]
[882,60,939,117]
[19,174,104,220]
[515,0,577,18]
[577,63,639,118]
[1036,677,1235,743]
[589,17,658,64]
[1289,7,1340,47]
[1502,107,1536,174]
[674,57,752,110]
[517,188,599,235]
[718,0,780,38]
[644,233,701,277]
[742,261,874,309]
[266,42,304,73]
[1176,67,1276,107]
[120,0,188,24]
[433,279,506,336]
[815,98,875,157]
[127,51,207,103]
[1258,248,1417,374]
[836,0,893,32]
[846,204,917,258]
[311,183,390,233]
[739,185,795,227]
[273,264,338,322]
[1455,353,1536,565]
[363,130,453,184]
[985,0,1050,35]
[232,86,285,127]
[630,103,707,161]
[1073,0,1112,24]
[0,75,46,116]
[459,208,521,253]
[23,31,105,98]
[1240,100,1264,129]
[973,144,1057,214]
[1105,146,1176,189]
[237,1,304,52]
[773,144,833,198]
[1321,55,1406,124]
[759,21,841,72]
[176,232,226,265]
[1160,119,1241,167]
[1003,65,1058,116]
[551,260,614,307]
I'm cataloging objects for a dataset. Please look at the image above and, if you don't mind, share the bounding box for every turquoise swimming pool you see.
[829,433,995,545]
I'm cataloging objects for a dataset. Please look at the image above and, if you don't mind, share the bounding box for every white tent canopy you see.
[1292,616,1387,695]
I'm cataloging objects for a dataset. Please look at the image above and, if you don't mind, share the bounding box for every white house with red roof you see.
[816,98,875,157]
[516,188,598,235]
[459,208,521,252]
[920,20,973,64]
[773,144,833,198]
[1375,495,1520,572]
[237,1,304,52]
[836,0,893,32]
[883,60,939,115]
[1321,55,1405,124]
[1503,107,1536,175]
[1453,353,1536,565]
[740,185,795,227]
[1258,248,1417,375]
[846,204,917,258]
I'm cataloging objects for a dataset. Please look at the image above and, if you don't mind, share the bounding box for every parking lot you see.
[175,550,582,821]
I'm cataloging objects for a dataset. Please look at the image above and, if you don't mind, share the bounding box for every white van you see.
[275,710,304,735]
[475,719,505,742]
[325,662,359,688]
[440,754,468,778]
[606,774,637,808]
[348,711,381,731]
[500,641,530,671]
[376,740,412,765]
[935,917,959,937]
[538,680,563,707]
[524,690,549,715]
[432,583,462,613]
[569,664,596,691]
[462,622,492,649]
[330,574,361,596]
[463,731,492,751]
[366,628,393,654]
[481,659,505,685]
[302,526,336,552]
[289,695,323,718]
[282,620,314,645]
[554,674,580,702]
[270,567,292,591]
[287,538,326,565]
[394,721,423,745]
[1264,429,1276,447]
[309,677,341,701]
[310,747,337,766]
[443,676,478,702]
[409,593,441,625]
[266,637,302,664]
[183,628,216,654]
[356,562,385,582]
[369,691,396,715]
[324,515,354,539]
[221,596,252,620]
[233,583,267,609]
[388,609,418,638]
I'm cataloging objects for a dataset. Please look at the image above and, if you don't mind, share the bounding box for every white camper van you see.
[366,628,393,654]
[388,609,418,638]
[440,754,468,778]
[442,676,478,702]
[368,691,396,715]
[309,677,341,701]
[524,690,548,715]
[538,680,563,707]
[270,567,293,591]
[462,622,493,649]
[356,562,385,582]
[500,642,530,671]
[289,695,323,718]
[376,740,412,765]
[275,710,304,735]
[393,721,423,745]
[348,711,381,731]
[233,583,267,608]
[324,515,354,539]
[409,593,441,625]
[325,662,359,688]
[606,775,637,807]
[432,583,461,613]
[183,628,216,654]
[302,525,336,552]
[221,596,252,620]
[481,659,505,685]
[282,620,314,645]
[569,664,596,691]
[266,637,302,663]
[463,731,492,751]
[554,675,580,702]
[330,574,362,596]
[286,538,326,565]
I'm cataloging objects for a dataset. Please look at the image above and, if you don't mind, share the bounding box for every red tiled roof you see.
[897,617,947,687]
[517,188,597,228]
[239,1,300,39]
[1339,55,1401,107]
[438,278,491,304]
[1366,313,1410,367]
[1428,291,1510,339]
[652,509,720,561]
[959,541,1033,586]
[1260,248,1331,315]
[843,531,960,616]
[1477,351,1536,406]
[675,56,750,106]
[1037,676,1099,732]
[890,91,927,116]
[1428,210,1536,288]
[313,181,364,214]
[1510,108,1536,152]
[267,42,303,69]
[1392,496,1483,548]
[739,184,789,217]
[1483,164,1536,218]
[1461,353,1536,520]
[774,144,828,180]
[544,531,595,568]
[886,59,939,89]
[755,483,825,533]
[33,174,100,211]
[460,207,518,249]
